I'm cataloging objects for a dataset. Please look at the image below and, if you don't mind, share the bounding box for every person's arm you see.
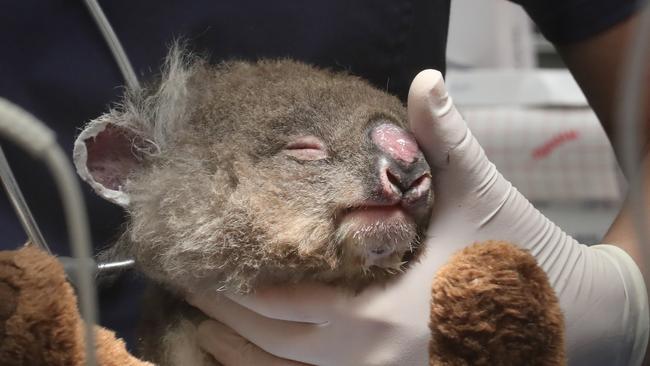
[604,150,650,365]
[558,11,650,363]
[604,152,650,276]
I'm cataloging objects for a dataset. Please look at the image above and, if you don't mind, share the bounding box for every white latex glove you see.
[188,70,649,366]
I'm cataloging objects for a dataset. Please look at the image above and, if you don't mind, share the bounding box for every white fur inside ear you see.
[73,119,131,207]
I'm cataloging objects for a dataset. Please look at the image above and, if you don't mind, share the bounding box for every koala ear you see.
[73,116,150,207]
[74,44,198,206]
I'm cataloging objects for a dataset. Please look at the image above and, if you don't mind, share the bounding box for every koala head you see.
[75,48,433,293]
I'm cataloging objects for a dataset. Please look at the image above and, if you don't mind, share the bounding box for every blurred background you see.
[446,0,623,244]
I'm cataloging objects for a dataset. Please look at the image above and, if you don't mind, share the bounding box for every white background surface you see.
[445,70,624,244]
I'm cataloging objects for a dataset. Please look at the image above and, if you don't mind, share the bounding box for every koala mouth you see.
[337,205,418,270]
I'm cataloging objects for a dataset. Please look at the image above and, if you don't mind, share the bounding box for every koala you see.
[74,47,433,365]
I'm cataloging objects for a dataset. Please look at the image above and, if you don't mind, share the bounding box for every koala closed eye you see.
[283,136,328,161]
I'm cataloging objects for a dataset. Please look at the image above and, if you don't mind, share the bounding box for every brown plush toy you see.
[430,241,566,366]
[0,242,563,365]
[0,244,151,366]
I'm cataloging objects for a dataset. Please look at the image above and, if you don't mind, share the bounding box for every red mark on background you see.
[532,130,579,160]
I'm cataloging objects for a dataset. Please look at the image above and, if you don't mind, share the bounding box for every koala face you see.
[75,50,433,293]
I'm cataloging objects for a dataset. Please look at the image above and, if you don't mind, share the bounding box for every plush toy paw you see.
[430,241,565,366]
[0,244,151,366]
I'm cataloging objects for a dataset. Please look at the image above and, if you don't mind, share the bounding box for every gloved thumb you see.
[407,69,467,168]
[408,69,512,211]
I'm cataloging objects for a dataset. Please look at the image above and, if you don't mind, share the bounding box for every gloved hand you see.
[187,70,649,366]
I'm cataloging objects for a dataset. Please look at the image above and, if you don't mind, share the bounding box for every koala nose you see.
[371,123,431,203]
[382,159,432,202]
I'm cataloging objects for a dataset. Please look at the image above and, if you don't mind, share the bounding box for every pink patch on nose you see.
[371,124,420,164]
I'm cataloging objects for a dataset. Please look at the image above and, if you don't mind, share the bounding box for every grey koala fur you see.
[77,46,433,365]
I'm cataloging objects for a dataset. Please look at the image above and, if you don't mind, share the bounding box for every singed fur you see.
[111,53,430,294]
[85,47,433,365]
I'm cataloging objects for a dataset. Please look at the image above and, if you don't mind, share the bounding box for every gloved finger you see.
[187,292,323,360]
[197,320,311,366]
[407,69,467,169]
[225,284,341,323]
[408,69,513,212]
